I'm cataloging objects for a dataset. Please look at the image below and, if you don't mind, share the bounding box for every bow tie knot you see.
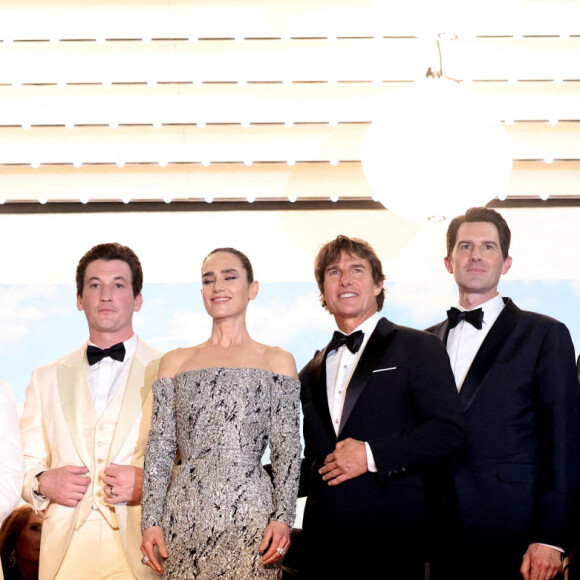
[327,330,364,355]
[446,307,484,330]
[87,342,126,366]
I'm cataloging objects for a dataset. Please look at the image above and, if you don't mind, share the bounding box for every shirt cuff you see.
[30,487,49,512]
[538,543,564,553]
[364,442,377,473]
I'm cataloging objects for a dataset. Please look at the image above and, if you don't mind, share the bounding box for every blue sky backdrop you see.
[3,278,580,410]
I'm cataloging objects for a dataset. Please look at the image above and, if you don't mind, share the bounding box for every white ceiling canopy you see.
[0,0,578,212]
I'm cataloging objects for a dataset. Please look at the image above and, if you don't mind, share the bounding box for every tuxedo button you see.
[97,458,103,464]
[98,425,105,430]
[91,504,98,510]
[401,467,406,472]
[97,441,104,447]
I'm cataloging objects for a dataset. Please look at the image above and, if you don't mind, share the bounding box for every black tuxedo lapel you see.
[459,298,520,411]
[309,347,336,439]
[339,317,397,435]
[433,320,450,344]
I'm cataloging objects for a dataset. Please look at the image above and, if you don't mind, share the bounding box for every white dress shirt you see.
[326,311,381,471]
[446,295,505,390]
[86,335,138,416]
[0,381,24,523]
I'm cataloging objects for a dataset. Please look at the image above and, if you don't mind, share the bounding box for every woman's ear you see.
[249,280,259,300]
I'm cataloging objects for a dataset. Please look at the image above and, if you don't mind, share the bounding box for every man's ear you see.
[77,295,83,311]
[134,293,143,312]
[444,256,454,274]
[502,256,513,275]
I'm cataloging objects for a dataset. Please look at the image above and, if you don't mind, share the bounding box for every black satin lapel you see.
[309,348,335,436]
[426,320,450,344]
[459,299,520,411]
[339,318,396,435]
[437,320,451,345]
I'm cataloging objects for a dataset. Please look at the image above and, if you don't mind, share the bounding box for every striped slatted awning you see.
[0,0,579,209]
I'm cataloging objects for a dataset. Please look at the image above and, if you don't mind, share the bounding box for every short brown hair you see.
[0,504,35,571]
[447,207,511,259]
[315,235,386,311]
[76,243,143,297]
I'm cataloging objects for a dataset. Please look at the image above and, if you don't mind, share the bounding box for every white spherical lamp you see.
[361,77,513,222]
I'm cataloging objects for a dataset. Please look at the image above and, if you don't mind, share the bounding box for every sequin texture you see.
[141,367,301,579]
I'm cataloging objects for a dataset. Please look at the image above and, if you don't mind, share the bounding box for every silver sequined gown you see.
[141,367,301,579]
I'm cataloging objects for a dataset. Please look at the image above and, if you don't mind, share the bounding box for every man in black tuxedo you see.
[428,207,580,580]
[299,235,465,579]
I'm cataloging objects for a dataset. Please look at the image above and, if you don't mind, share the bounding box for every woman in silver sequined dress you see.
[140,248,301,579]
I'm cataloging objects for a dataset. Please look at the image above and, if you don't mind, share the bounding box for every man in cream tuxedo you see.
[20,243,162,580]
[299,235,464,579]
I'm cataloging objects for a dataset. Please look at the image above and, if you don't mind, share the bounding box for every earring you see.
[8,548,17,568]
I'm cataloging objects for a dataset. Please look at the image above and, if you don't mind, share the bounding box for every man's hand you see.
[520,543,562,580]
[319,438,368,486]
[38,466,90,507]
[103,463,143,505]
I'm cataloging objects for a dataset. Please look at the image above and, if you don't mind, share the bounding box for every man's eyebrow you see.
[86,275,129,282]
[457,239,498,246]
[325,262,366,272]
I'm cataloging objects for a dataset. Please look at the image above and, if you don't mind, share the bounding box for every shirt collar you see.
[87,334,138,360]
[349,311,382,336]
[456,294,505,327]
[327,312,382,360]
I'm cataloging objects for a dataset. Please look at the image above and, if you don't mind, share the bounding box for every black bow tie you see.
[86,342,126,366]
[327,330,364,355]
[447,307,484,330]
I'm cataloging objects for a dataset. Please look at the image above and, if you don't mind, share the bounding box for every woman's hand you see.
[260,520,291,566]
[140,526,168,573]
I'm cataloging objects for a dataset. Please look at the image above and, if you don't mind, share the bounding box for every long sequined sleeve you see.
[269,374,302,527]
[141,377,177,531]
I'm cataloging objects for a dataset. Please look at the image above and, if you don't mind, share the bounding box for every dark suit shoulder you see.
[516,306,569,329]
[425,298,569,337]
[504,300,573,344]
[425,320,445,335]
[383,320,448,349]
[299,359,313,383]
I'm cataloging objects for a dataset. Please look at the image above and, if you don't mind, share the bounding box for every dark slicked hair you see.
[203,247,255,283]
[76,243,143,297]
[447,207,511,259]
[315,235,386,312]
